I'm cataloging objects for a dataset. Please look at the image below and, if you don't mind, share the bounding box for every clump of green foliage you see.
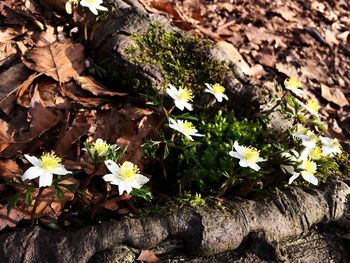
[178,110,272,192]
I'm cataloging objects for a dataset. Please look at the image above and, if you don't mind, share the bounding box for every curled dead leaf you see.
[74,76,128,97]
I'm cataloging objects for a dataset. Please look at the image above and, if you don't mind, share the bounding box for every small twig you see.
[31,187,45,225]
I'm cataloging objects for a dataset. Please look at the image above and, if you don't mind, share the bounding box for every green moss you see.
[128,23,231,94]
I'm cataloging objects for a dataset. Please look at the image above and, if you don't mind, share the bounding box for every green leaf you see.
[54,185,63,201]
[131,187,153,202]
[7,192,21,213]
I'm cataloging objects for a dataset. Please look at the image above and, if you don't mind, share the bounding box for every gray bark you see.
[0,177,349,262]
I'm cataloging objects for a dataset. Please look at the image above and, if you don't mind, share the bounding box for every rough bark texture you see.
[0,177,349,262]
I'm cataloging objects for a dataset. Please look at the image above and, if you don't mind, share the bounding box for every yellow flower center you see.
[309,147,322,160]
[40,152,61,172]
[93,140,109,155]
[178,88,193,102]
[303,159,317,175]
[180,121,195,133]
[306,99,321,114]
[285,76,302,91]
[242,147,260,163]
[119,161,139,182]
[212,84,225,95]
[86,0,97,3]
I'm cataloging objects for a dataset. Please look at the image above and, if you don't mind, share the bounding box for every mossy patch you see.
[125,23,232,94]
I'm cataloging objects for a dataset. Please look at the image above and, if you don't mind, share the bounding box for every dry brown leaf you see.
[16,72,39,98]
[103,194,131,211]
[54,112,92,155]
[0,26,26,42]
[0,63,32,114]
[74,76,128,97]
[274,6,296,21]
[63,82,103,108]
[216,41,251,75]
[321,84,349,107]
[35,25,57,47]
[120,105,153,121]
[27,86,60,139]
[103,198,119,211]
[21,178,78,219]
[0,42,17,67]
[0,120,14,153]
[0,159,22,181]
[23,41,84,83]
[137,250,160,263]
[0,204,27,231]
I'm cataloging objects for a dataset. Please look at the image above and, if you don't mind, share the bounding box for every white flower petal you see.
[288,173,300,184]
[104,174,122,186]
[204,88,212,94]
[135,174,149,185]
[174,100,185,111]
[301,173,318,185]
[184,102,193,111]
[79,0,89,7]
[239,159,249,168]
[90,7,98,15]
[233,141,245,155]
[229,151,242,160]
[52,165,72,175]
[248,162,261,171]
[280,164,295,175]
[215,95,223,102]
[166,85,178,99]
[22,166,44,181]
[39,172,53,187]
[118,182,132,194]
[104,160,119,174]
[24,154,41,166]
[96,5,108,11]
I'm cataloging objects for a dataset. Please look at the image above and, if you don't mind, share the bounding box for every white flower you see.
[229,141,265,171]
[22,152,72,188]
[103,160,149,194]
[169,118,203,141]
[83,138,118,158]
[204,83,228,102]
[166,84,193,111]
[80,0,108,15]
[292,126,318,150]
[298,98,321,116]
[284,76,304,97]
[288,159,318,185]
[319,136,342,156]
[281,150,318,185]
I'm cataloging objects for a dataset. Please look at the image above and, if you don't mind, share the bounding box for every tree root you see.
[0,177,349,262]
